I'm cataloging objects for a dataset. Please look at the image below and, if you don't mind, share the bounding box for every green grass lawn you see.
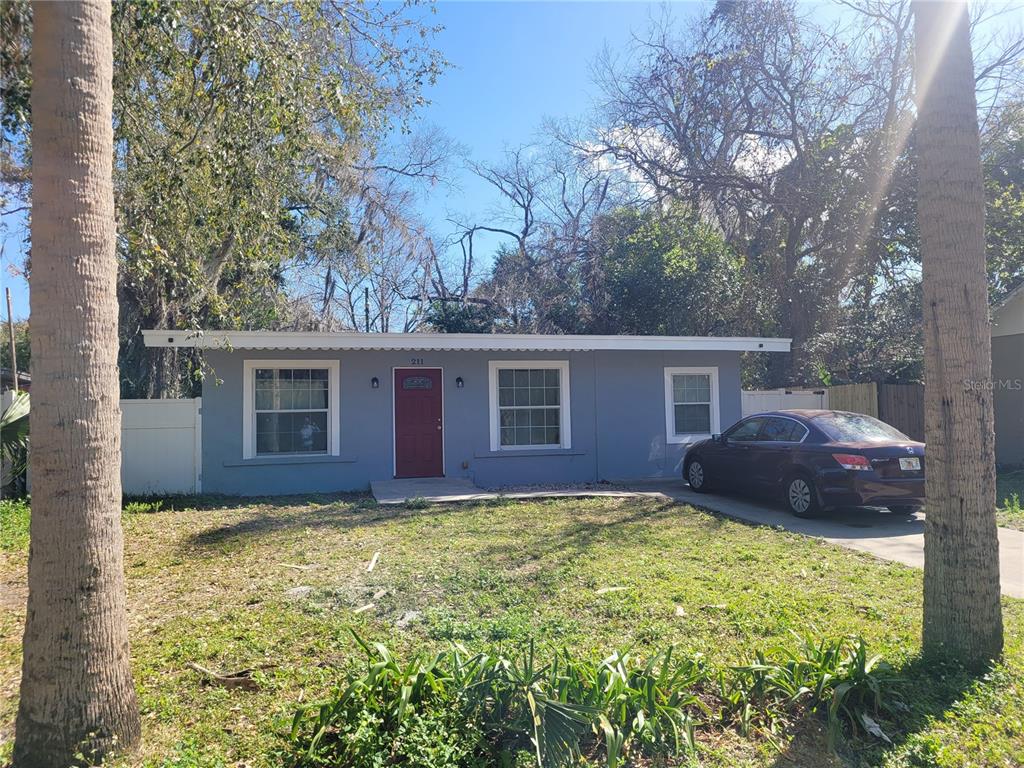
[997,469,1024,530]
[0,500,30,553]
[1,495,1021,767]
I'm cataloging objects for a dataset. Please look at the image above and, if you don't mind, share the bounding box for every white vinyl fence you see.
[121,398,201,495]
[741,389,828,417]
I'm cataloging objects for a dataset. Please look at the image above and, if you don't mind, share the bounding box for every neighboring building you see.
[143,330,789,494]
[0,368,30,392]
[993,286,1024,468]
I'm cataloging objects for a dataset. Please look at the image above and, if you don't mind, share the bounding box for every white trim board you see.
[664,366,721,445]
[242,359,341,460]
[488,360,572,451]
[144,329,791,353]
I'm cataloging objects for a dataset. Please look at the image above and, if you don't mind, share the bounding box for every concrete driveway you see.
[641,480,1024,599]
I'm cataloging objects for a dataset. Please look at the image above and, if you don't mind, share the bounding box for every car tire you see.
[685,457,710,492]
[785,473,820,518]
[889,505,921,516]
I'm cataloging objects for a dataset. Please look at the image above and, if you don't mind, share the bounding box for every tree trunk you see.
[15,2,141,764]
[914,1,1003,668]
[766,215,809,388]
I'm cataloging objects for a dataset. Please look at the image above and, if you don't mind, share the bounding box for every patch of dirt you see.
[0,578,26,612]
[511,558,544,577]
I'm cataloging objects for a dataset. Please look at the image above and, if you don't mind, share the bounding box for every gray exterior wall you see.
[993,332,1024,468]
[199,348,743,494]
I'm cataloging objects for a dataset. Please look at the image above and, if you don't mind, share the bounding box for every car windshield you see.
[813,412,910,443]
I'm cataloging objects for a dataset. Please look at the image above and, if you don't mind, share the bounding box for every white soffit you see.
[142,329,792,353]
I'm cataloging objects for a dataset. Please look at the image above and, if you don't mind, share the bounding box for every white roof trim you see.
[142,329,791,353]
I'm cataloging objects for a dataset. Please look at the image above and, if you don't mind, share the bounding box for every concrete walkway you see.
[371,476,1023,599]
[630,479,1024,600]
[370,477,651,505]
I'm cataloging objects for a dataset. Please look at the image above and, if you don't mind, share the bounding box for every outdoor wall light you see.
[456,376,464,388]
[371,376,380,389]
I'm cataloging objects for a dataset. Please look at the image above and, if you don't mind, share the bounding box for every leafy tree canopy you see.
[589,206,748,337]
[2,0,446,396]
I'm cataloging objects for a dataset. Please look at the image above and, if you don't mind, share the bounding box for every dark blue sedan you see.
[682,410,925,517]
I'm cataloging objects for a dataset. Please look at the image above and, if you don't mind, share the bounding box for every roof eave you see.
[141,329,792,353]
[995,281,1024,311]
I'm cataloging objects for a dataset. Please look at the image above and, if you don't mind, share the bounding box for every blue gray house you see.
[992,284,1024,467]
[143,330,790,495]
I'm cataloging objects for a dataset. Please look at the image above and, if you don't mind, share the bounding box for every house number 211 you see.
[410,357,424,365]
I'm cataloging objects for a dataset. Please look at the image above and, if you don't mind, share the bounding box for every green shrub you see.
[285,636,490,767]
[123,498,165,515]
[0,497,30,551]
[286,632,899,767]
[286,633,709,768]
[289,688,485,768]
[723,633,899,745]
[1003,492,1022,516]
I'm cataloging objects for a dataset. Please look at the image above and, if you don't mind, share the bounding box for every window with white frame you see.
[488,360,571,450]
[664,367,719,443]
[242,360,340,459]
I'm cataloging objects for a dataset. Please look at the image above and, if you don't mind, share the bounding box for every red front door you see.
[394,368,444,478]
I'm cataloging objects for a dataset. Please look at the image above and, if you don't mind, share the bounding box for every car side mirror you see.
[713,433,724,443]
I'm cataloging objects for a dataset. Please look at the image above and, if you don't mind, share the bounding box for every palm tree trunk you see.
[914,1,1003,667]
[15,2,141,764]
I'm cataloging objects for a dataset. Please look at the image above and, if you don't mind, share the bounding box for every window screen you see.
[254,368,330,454]
[671,373,712,434]
[497,368,561,447]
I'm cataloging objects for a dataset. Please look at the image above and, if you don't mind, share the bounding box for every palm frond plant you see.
[1,390,29,490]
[286,631,898,766]
[286,632,711,768]
[725,633,899,746]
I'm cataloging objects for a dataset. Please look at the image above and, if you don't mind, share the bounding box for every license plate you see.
[899,457,921,471]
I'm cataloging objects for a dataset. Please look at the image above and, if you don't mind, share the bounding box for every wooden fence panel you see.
[827,383,878,417]
[878,383,925,441]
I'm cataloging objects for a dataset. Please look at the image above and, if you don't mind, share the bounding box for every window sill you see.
[224,454,358,467]
[475,448,585,458]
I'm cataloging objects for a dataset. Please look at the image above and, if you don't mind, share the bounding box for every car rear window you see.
[813,412,910,442]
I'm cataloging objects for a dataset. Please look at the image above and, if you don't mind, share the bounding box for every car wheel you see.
[889,505,921,516]
[686,457,710,492]
[785,473,820,518]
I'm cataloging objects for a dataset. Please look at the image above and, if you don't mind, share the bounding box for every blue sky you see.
[3,2,1020,321]
[412,1,678,233]
[1,1,678,322]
